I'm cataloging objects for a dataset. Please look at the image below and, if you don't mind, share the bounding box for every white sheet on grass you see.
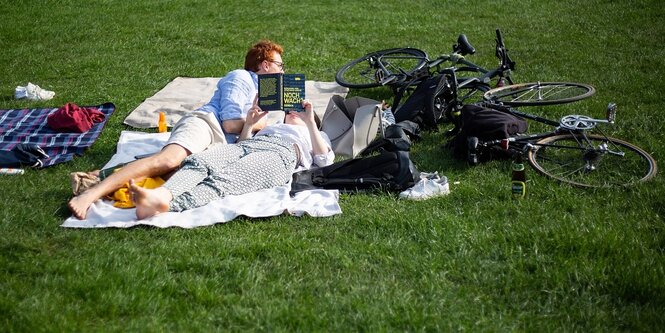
[61,131,342,229]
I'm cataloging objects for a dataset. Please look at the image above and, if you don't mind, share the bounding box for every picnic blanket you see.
[60,131,342,229]
[123,77,349,128]
[0,103,115,167]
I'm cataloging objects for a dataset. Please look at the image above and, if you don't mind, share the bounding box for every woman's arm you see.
[299,100,334,167]
[301,100,330,156]
[238,99,268,141]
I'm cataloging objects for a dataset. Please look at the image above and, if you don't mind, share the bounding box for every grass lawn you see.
[1,0,664,331]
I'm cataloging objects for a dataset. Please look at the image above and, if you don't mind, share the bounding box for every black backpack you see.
[446,104,528,163]
[290,150,420,194]
[392,75,447,131]
[358,120,421,156]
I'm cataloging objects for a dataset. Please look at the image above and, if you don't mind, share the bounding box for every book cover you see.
[258,73,306,111]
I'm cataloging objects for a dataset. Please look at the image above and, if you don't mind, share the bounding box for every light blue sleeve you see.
[200,70,257,123]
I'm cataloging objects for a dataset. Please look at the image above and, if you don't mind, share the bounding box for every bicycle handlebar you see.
[495,29,505,49]
[495,29,516,71]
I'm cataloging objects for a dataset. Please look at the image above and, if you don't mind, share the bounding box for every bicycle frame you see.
[390,30,516,113]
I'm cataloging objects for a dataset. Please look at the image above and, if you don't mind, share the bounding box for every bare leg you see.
[67,144,189,220]
[129,179,173,219]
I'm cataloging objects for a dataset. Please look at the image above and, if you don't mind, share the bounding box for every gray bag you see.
[320,95,382,158]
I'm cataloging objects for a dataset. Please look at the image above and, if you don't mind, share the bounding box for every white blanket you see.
[123,77,349,128]
[61,131,342,229]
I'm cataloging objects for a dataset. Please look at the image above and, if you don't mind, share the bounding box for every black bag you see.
[392,75,447,131]
[0,144,49,168]
[358,120,421,156]
[447,104,528,162]
[290,150,420,194]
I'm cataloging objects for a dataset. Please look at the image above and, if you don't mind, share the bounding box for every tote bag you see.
[320,95,382,158]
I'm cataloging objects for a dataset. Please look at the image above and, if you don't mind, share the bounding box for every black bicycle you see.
[335,29,516,126]
[466,83,657,188]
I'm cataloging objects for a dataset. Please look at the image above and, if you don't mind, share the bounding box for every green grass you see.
[1,0,664,331]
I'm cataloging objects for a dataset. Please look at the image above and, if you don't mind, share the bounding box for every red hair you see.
[244,40,284,72]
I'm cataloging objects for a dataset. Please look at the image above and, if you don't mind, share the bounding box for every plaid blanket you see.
[0,103,115,167]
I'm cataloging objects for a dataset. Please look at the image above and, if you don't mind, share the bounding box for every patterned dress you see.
[163,124,333,212]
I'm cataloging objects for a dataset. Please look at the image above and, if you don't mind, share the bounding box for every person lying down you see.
[129,100,334,220]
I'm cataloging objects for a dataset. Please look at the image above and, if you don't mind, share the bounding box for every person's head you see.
[284,111,321,128]
[244,40,284,74]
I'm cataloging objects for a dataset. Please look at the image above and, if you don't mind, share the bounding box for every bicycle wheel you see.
[483,82,595,106]
[527,134,657,188]
[335,48,428,89]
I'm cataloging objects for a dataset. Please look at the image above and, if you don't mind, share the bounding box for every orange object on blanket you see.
[158,112,167,133]
[108,176,165,208]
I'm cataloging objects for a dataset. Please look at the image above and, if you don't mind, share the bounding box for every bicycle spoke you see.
[532,147,587,179]
[357,66,375,81]
[508,84,574,102]
[507,87,538,102]
[538,84,580,101]
[484,82,595,106]
[556,164,589,180]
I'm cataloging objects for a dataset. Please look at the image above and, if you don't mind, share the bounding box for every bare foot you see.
[129,179,171,220]
[68,192,98,220]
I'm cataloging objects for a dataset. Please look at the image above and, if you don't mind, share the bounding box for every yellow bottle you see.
[158,112,167,133]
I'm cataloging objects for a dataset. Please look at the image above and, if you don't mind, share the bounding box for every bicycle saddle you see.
[454,34,476,56]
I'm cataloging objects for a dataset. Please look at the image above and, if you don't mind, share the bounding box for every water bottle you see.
[158,112,167,133]
[511,155,526,199]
